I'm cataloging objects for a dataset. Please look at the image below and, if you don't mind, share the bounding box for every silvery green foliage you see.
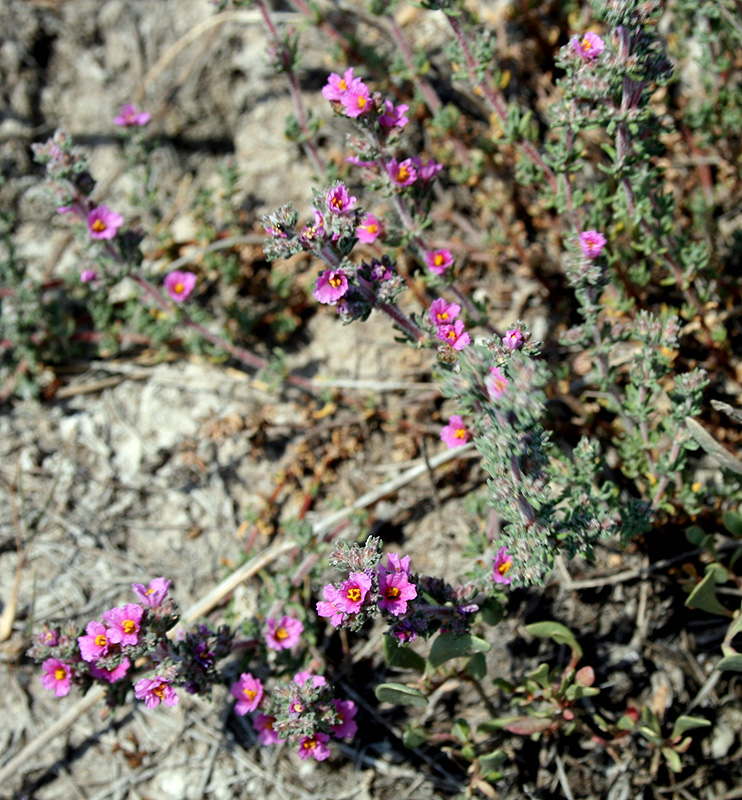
[438,335,624,587]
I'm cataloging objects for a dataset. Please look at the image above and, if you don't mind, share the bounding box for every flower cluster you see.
[318,537,479,643]
[229,669,357,762]
[428,296,472,352]
[30,578,175,702]
[30,578,233,709]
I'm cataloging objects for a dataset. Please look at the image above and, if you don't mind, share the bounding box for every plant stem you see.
[446,13,557,194]
[256,0,326,176]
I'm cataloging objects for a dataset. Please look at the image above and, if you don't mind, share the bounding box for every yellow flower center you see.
[498,560,512,575]
[438,312,448,321]
[243,688,257,700]
[454,428,467,439]
[366,223,378,234]
[276,627,289,640]
[339,79,347,90]
[346,587,361,602]
[397,166,409,182]
[153,684,166,699]
[94,634,107,647]
[54,667,66,680]
[434,254,444,266]
[580,37,591,51]
[329,276,342,288]
[292,702,304,713]
[92,219,106,232]
[331,196,342,209]
[174,282,184,295]
[303,738,316,750]
[123,619,136,634]
[385,586,400,600]
[357,96,366,109]
[447,330,456,340]
[145,587,155,595]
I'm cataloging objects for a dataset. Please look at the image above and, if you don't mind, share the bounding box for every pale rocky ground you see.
[0,2,481,796]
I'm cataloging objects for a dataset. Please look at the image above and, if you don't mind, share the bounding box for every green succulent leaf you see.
[428,632,491,670]
[375,682,428,707]
[525,621,583,659]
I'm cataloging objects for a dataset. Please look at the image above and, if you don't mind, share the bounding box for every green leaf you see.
[428,632,491,670]
[461,744,476,761]
[375,682,428,707]
[504,716,554,736]
[728,609,742,639]
[465,652,487,680]
[723,510,742,538]
[479,597,504,626]
[716,653,742,672]
[479,750,507,774]
[383,635,426,672]
[452,718,470,744]
[685,525,708,547]
[686,418,742,475]
[662,746,683,774]
[478,716,522,733]
[528,662,551,690]
[525,621,583,659]
[403,724,430,748]
[685,570,733,617]
[671,715,711,738]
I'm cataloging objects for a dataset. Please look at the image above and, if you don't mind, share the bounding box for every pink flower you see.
[265,615,303,651]
[253,713,280,745]
[341,80,372,118]
[87,206,123,240]
[40,658,72,697]
[378,553,410,577]
[113,103,151,127]
[503,329,524,350]
[440,414,471,449]
[316,584,349,628]
[297,732,331,761]
[78,620,111,663]
[90,656,131,683]
[134,677,179,709]
[103,604,143,647]
[356,213,383,244]
[579,230,607,258]
[131,577,171,608]
[378,571,417,616]
[80,269,98,283]
[436,320,471,350]
[429,298,461,327]
[493,547,513,585]
[313,269,349,304]
[300,208,325,245]
[322,68,358,102]
[413,156,443,183]
[379,101,409,130]
[231,672,264,715]
[425,249,454,276]
[572,32,605,60]
[326,184,356,214]
[386,158,417,187]
[330,699,358,739]
[336,572,372,614]
[486,366,508,399]
[293,670,327,688]
[163,270,197,303]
